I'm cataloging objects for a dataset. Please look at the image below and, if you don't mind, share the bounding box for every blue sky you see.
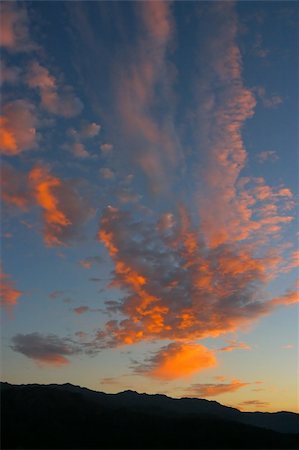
[0,1,298,413]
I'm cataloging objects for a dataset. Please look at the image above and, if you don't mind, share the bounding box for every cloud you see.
[256,150,279,163]
[28,164,93,246]
[26,60,83,117]
[113,1,181,194]
[73,306,90,315]
[66,122,101,158]
[49,290,66,300]
[0,100,38,155]
[1,163,32,209]
[11,332,81,366]
[269,280,299,307]
[0,2,35,52]
[135,342,217,380]
[238,399,270,410]
[79,256,102,269]
[219,340,251,352]
[251,33,269,58]
[100,377,120,385]
[71,142,90,159]
[80,122,101,138]
[0,60,21,85]
[100,143,113,154]
[2,163,93,247]
[214,375,226,382]
[97,205,297,352]
[186,379,250,397]
[255,86,283,109]
[194,4,258,248]
[0,269,22,309]
[99,168,115,180]
[281,344,294,350]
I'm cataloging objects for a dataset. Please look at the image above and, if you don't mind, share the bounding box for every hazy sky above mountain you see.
[1,1,298,413]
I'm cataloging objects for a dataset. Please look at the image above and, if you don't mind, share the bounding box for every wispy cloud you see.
[79,256,102,269]
[113,1,181,194]
[255,86,283,109]
[0,268,22,309]
[73,305,102,315]
[186,379,250,397]
[237,399,270,410]
[218,340,251,352]
[256,150,279,163]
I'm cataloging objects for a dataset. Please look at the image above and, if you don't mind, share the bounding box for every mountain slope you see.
[1,382,298,449]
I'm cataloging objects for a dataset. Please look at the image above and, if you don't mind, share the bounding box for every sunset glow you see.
[1,1,298,414]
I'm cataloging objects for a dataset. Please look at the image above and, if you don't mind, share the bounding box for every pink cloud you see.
[0,100,38,155]
[26,61,83,117]
[257,150,279,163]
[114,1,180,194]
[71,142,90,159]
[0,3,35,52]
[0,60,21,85]
[100,143,113,154]
[99,168,115,180]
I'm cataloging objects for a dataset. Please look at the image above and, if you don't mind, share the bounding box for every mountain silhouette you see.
[1,382,298,449]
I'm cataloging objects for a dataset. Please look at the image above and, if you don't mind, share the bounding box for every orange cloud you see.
[2,163,93,247]
[29,165,71,246]
[138,342,217,380]
[28,164,93,246]
[87,3,297,380]
[0,100,38,155]
[97,205,297,352]
[0,269,22,309]
[187,379,250,397]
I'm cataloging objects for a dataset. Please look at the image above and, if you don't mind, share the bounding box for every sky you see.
[0,1,298,414]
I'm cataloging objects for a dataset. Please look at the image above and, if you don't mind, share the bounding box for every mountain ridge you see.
[1,381,298,449]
